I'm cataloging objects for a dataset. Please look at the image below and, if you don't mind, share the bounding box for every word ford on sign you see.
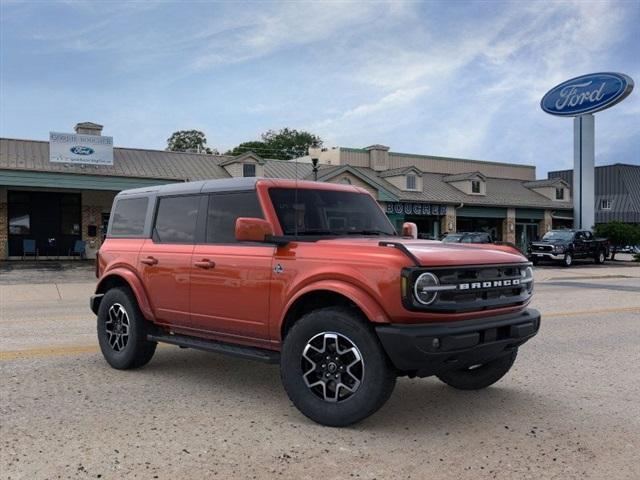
[555,81,606,110]
[541,72,633,117]
[70,146,95,155]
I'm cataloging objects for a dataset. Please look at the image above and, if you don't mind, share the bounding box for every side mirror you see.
[235,217,274,242]
[401,222,418,239]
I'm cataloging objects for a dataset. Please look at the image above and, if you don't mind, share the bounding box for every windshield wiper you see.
[346,229,392,236]
[294,229,342,236]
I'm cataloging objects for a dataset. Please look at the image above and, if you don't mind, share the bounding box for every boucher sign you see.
[386,202,447,216]
[49,132,114,166]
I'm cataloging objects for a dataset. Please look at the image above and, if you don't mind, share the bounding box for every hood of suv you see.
[315,237,527,266]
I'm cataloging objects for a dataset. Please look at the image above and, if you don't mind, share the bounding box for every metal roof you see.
[1,136,575,211]
[378,166,422,178]
[0,137,231,181]
[264,159,313,179]
[549,164,640,222]
[523,178,567,188]
[443,171,486,182]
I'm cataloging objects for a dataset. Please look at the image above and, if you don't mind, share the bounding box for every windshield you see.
[268,188,396,237]
[442,234,463,243]
[542,231,574,241]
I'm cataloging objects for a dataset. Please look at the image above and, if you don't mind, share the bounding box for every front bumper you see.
[530,251,564,260]
[89,294,103,315]
[375,308,540,377]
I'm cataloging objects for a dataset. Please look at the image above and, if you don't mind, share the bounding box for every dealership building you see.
[7,121,635,261]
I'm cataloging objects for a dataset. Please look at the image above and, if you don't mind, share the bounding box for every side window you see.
[206,191,263,244]
[153,195,200,244]
[110,197,148,237]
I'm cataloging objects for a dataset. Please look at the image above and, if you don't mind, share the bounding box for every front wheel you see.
[97,287,157,370]
[436,349,517,390]
[280,307,396,427]
[562,252,573,267]
[595,250,606,264]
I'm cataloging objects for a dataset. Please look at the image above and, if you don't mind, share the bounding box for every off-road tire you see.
[97,287,157,370]
[594,250,606,264]
[562,252,573,267]
[436,349,517,390]
[280,307,396,427]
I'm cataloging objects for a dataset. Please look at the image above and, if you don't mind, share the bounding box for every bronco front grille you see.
[402,263,533,313]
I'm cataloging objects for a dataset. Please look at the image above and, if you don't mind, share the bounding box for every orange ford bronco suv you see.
[91,178,539,426]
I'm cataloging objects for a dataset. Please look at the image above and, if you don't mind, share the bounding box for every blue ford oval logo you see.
[70,146,95,155]
[541,72,633,116]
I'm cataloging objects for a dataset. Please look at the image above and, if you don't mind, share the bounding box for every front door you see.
[138,194,201,326]
[189,191,274,342]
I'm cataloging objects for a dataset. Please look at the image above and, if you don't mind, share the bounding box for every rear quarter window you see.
[110,197,149,237]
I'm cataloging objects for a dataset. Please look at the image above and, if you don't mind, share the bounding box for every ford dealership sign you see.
[541,72,634,116]
[50,132,113,165]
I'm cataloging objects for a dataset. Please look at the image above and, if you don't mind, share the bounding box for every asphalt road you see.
[1,262,639,479]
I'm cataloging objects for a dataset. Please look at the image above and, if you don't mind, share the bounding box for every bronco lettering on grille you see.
[458,279,520,290]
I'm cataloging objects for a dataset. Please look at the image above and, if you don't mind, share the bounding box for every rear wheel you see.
[97,287,157,370]
[436,350,517,390]
[280,307,396,427]
[595,250,606,264]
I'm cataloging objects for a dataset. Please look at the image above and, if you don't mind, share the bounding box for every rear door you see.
[138,194,202,326]
[189,191,275,342]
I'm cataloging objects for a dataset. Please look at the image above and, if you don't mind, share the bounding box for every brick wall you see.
[440,205,457,234]
[81,190,116,259]
[502,208,516,244]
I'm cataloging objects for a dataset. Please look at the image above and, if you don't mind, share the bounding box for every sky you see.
[1,0,638,177]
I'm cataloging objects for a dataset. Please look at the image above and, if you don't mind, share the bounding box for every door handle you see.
[141,256,158,266]
[194,259,215,269]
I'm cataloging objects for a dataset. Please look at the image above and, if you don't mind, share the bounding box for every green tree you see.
[167,130,217,154]
[593,222,640,260]
[226,128,322,160]
[225,141,268,157]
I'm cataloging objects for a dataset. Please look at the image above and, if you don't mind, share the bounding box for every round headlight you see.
[556,245,565,253]
[414,272,440,305]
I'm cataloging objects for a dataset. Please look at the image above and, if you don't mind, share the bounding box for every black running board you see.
[147,333,280,364]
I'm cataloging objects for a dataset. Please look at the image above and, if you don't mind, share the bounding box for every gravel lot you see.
[1,261,639,479]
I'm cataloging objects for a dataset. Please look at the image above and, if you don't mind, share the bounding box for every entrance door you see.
[189,191,274,342]
[516,223,539,251]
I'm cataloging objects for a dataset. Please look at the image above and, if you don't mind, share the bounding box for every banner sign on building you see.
[49,132,114,166]
[385,202,447,216]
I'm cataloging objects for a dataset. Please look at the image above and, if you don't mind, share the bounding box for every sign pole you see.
[572,114,595,229]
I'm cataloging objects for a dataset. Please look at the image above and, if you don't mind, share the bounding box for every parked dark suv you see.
[91,178,540,426]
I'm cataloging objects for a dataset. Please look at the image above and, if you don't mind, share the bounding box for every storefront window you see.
[9,208,30,234]
[8,192,30,234]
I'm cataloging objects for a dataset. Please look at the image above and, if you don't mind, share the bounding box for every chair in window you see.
[68,240,86,260]
[22,239,38,261]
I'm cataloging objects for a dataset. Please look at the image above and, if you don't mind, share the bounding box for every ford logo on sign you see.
[541,72,633,116]
[70,146,95,155]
